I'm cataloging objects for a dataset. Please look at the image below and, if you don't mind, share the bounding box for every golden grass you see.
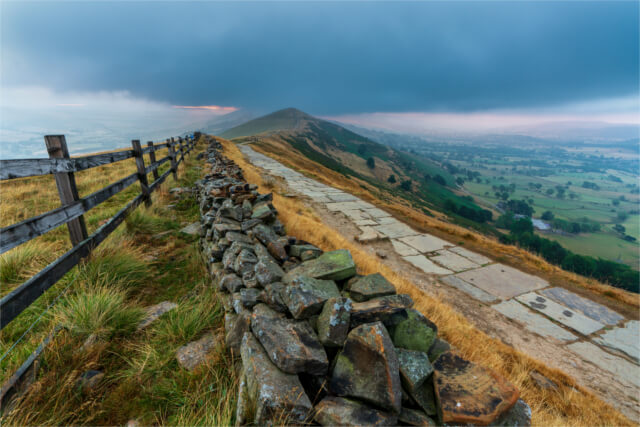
[223,138,634,426]
[249,137,640,313]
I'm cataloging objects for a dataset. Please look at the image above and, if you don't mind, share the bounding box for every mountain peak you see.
[220,107,315,139]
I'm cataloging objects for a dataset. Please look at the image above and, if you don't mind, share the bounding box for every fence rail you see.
[0,132,200,329]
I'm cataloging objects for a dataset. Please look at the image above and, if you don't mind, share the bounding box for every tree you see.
[400,180,412,191]
[546,188,554,196]
[357,144,367,155]
[612,199,620,206]
[387,174,396,184]
[541,211,554,221]
[366,157,375,169]
[433,175,446,186]
[617,212,629,222]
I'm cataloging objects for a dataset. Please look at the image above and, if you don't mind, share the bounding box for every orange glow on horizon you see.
[172,105,237,112]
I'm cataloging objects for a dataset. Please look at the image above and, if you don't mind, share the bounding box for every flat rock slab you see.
[363,207,392,218]
[493,300,577,342]
[516,292,604,336]
[403,255,453,275]
[441,276,498,304]
[180,222,202,235]
[433,352,519,426]
[391,239,419,256]
[429,250,479,272]
[374,223,418,239]
[448,246,492,265]
[455,264,548,300]
[539,287,624,326]
[286,249,357,281]
[354,219,378,226]
[398,234,450,253]
[328,193,359,202]
[356,226,385,243]
[326,201,373,212]
[593,321,640,364]
[568,341,640,389]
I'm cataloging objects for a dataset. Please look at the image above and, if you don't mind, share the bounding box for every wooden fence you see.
[0,133,200,329]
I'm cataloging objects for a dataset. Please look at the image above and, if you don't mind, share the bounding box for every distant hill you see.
[225,108,493,224]
[220,108,310,139]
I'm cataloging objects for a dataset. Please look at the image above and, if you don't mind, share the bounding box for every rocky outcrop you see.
[195,136,528,426]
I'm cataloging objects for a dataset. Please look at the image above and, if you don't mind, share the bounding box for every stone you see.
[330,322,402,413]
[137,301,177,330]
[568,341,640,388]
[235,288,261,309]
[176,332,221,371]
[218,203,243,221]
[267,241,288,262]
[373,223,417,239]
[356,226,385,243]
[285,249,357,281]
[429,250,479,272]
[433,351,519,426]
[593,320,640,363]
[350,294,413,328]
[455,264,547,300]
[529,370,558,391]
[251,310,328,375]
[494,399,532,427]
[347,273,396,302]
[180,222,201,235]
[220,274,244,293]
[327,192,358,202]
[493,300,578,342]
[389,309,438,354]
[516,292,604,335]
[410,379,438,416]
[403,255,453,275]
[254,259,285,286]
[241,199,252,218]
[398,234,450,253]
[213,222,242,235]
[317,297,352,347]
[282,276,341,319]
[391,239,420,256]
[363,207,391,218]
[251,223,278,246]
[259,282,288,313]
[240,333,312,425]
[224,312,251,354]
[314,396,397,426]
[397,348,434,393]
[448,246,492,265]
[441,275,498,304]
[289,244,323,260]
[233,249,258,276]
[241,218,263,232]
[225,231,253,245]
[427,338,451,362]
[540,287,624,326]
[398,407,437,426]
[77,370,104,392]
[252,202,275,221]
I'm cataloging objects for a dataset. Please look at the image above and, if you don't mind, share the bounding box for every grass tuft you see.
[0,241,59,290]
[52,282,144,340]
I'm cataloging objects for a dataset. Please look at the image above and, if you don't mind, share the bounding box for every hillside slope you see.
[223,108,491,225]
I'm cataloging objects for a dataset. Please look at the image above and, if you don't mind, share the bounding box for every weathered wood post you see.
[131,140,151,206]
[168,137,178,180]
[147,141,159,181]
[178,136,185,162]
[44,135,88,246]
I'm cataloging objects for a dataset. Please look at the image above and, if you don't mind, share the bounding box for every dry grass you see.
[223,138,634,426]
[249,137,640,314]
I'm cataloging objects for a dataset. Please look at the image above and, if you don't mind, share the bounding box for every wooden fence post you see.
[168,137,178,180]
[147,141,159,181]
[178,137,185,161]
[131,140,151,206]
[44,135,88,246]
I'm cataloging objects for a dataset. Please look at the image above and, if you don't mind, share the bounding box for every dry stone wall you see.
[195,137,532,426]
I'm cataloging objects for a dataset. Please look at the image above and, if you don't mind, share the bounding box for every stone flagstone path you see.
[239,145,640,411]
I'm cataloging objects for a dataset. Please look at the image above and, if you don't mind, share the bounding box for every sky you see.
[1,1,638,156]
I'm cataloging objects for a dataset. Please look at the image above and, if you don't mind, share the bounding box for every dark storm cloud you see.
[1,1,638,115]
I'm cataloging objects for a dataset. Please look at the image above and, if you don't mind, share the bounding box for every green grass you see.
[1,138,238,426]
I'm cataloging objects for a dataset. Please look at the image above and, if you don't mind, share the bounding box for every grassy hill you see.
[224,108,493,230]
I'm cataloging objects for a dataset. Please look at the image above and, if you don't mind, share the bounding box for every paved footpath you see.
[240,145,640,415]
